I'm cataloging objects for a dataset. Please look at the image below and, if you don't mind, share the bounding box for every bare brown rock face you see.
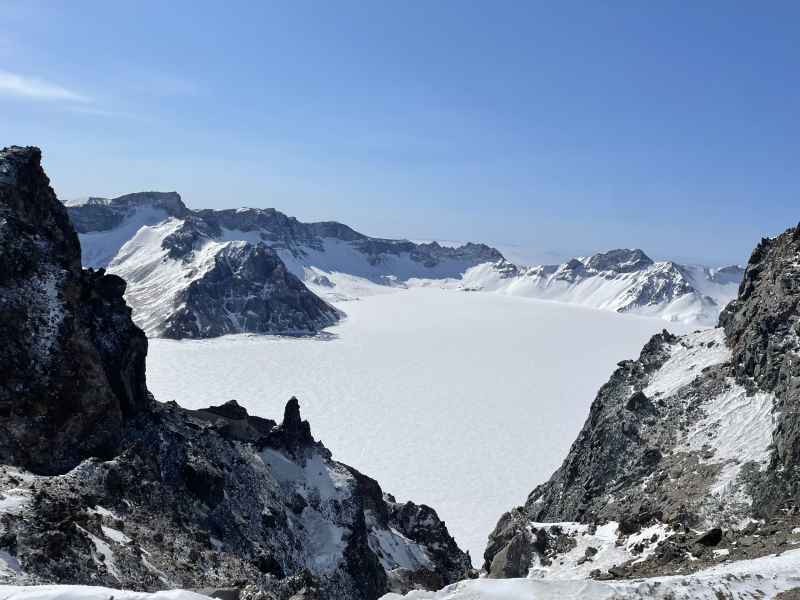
[0,146,150,475]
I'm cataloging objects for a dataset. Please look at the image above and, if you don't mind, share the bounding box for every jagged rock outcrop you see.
[484,224,800,582]
[0,146,472,599]
[0,146,150,475]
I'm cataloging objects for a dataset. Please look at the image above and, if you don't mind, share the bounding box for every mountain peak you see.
[584,248,654,273]
[0,145,42,186]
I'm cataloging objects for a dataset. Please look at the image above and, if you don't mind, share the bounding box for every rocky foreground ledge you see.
[0,146,472,599]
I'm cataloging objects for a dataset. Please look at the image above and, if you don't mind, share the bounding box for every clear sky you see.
[2,1,798,265]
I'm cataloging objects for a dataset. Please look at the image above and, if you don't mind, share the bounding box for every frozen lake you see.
[147,288,688,562]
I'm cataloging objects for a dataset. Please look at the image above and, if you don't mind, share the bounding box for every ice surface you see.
[380,548,800,599]
[147,288,686,560]
[0,586,211,600]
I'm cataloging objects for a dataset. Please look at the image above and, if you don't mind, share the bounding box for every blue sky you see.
[2,1,798,265]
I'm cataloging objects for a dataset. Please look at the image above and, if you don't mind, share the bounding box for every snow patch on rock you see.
[644,328,730,398]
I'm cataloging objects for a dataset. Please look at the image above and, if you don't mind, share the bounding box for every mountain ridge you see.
[450,248,743,326]
[69,192,744,337]
[68,192,502,338]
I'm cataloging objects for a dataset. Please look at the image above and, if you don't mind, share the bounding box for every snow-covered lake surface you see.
[147,288,689,561]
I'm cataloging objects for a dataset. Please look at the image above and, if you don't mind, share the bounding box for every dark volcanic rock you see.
[720,224,800,512]
[160,240,340,339]
[0,146,150,475]
[584,249,654,273]
[695,527,722,547]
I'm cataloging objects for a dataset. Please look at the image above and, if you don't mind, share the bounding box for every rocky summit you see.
[483,223,800,582]
[0,146,472,599]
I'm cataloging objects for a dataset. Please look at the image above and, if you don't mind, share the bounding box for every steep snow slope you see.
[425,250,742,326]
[146,288,684,560]
[67,193,188,268]
[78,205,172,268]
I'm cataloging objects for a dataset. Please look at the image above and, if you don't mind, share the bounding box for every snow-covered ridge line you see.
[69,193,742,331]
[66,193,502,273]
[67,192,504,337]
[416,249,744,326]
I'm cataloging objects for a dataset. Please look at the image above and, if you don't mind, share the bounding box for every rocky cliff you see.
[0,146,472,599]
[483,224,800,582]
[0,146,149,475]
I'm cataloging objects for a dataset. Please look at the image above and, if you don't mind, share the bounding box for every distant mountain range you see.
[447,249,743,326]
[66,192,743,338]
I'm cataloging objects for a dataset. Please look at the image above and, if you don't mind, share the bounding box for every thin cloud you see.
[0,70,90,102]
